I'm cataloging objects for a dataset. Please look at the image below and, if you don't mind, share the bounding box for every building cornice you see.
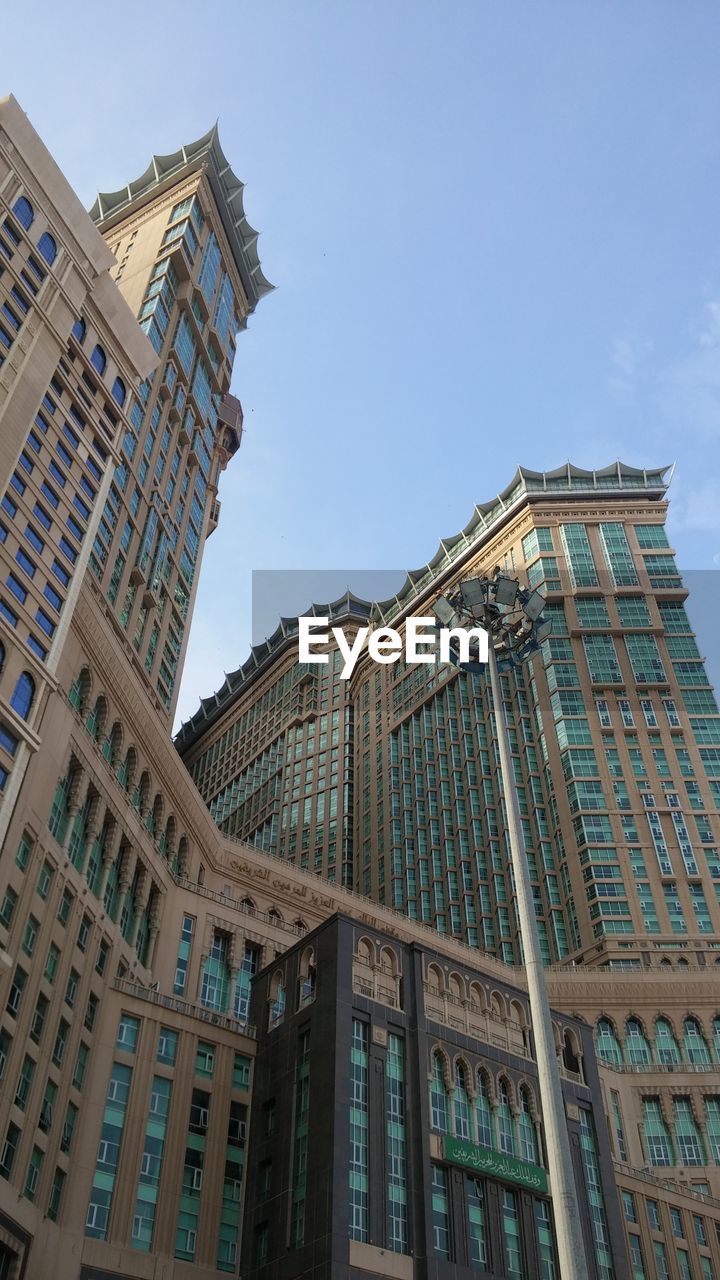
[89,123,274,312]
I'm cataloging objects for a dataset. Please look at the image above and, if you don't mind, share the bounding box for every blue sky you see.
[6,1,720,723]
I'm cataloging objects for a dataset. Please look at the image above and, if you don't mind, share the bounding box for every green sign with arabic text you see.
[443,1136,548,1193]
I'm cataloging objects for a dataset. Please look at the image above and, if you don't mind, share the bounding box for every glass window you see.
[91,345,107,374]
[431,1165,450,1259]
[157,1027,178,1065]
[37,232,57,265]
[13,197,34,229]
[10,672,34,720]
[117,1014,140,1053]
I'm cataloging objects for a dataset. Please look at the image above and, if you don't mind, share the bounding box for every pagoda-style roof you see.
[174,460,674,750]
[89,124,273,311]
[372,461,674,624]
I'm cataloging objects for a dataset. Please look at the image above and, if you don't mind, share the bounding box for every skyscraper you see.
[88,125,272,721]
[0,92,719,1280]
[180,461,720,970]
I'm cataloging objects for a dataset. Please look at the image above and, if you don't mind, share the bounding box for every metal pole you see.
[487,643,587,1280]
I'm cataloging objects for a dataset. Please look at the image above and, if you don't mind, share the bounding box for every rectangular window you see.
[7,964,26,1016]
[195,1042,215,1076]
[157,1027,178,1065]
[431,1164,450,1259]
[117,1014,140,1053]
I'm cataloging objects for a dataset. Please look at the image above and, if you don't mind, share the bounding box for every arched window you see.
[150,793,164,837]
[683,1017,711,1065]
[454,1062,471,1139]
[562,1029,582,1076]
[269,972,285,1028]
[626,1018,653,1066]
[10,672,35,721]
[518,1089,539,1164]
[177,835,189,878]
[87,695,107,743]
[430,1053,449,1134]
[72,317,86,343]
[91,345,107,375]
[655,1018,681,1066]
[475,1071,494,1149]
[118,745,136,792]
[69,666,92,714]
[111,376,126,407]
[595,1017,623,1066]
[299,947,316,1005]
[12,197,34,230]
[497,1080,515,1156]
[107,721,123,768]
[37,232,57,266]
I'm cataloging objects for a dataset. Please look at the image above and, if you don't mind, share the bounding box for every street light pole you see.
[433,574,588,1280]
[487,641,587,1280]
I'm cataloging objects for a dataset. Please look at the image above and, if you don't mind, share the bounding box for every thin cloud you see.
[656,300,720,439]
[607,327,653,403]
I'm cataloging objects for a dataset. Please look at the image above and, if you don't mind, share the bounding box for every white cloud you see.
[607,327,654,403]
[668,477,720,532]
[656,300,720,438]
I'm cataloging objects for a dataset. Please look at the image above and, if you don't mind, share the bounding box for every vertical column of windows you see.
[385,1033,408,1253]
[598,522,638,587]
[349,1019,369,1242]
[200,930,230,1011]
[217,1100,246,1271]
[578,1109,615,1280]
[173,914,194,995]
[131,1075,172,1251]
[175,1088,210,1261]
[431,1164,450,1259]
[290,1030,310,1249]
[85,1063,133,1239]
[559,523,598,587]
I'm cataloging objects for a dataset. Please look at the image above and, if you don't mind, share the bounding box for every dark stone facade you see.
[241,912,628,1280]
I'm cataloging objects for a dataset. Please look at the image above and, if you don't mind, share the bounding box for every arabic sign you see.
[443,1136,548,1193]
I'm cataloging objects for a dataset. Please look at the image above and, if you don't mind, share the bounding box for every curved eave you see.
[90,123,273,310]
[175,591,373,750]
[371,460,674,621]
[175,459,674,747]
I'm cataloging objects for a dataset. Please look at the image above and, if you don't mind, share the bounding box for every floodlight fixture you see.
[459,578,487,608]
[431,596,457,627]
[535,617,553,643]
[493,576,519,607]
[523,589,545,621]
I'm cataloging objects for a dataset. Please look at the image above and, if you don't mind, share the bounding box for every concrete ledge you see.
[349,1240,414,1278]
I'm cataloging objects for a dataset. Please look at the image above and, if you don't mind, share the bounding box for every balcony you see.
[113,976,255,1038]
[422,982,528,1056]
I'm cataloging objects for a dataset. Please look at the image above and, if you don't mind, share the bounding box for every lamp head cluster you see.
[432,571,552,672]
